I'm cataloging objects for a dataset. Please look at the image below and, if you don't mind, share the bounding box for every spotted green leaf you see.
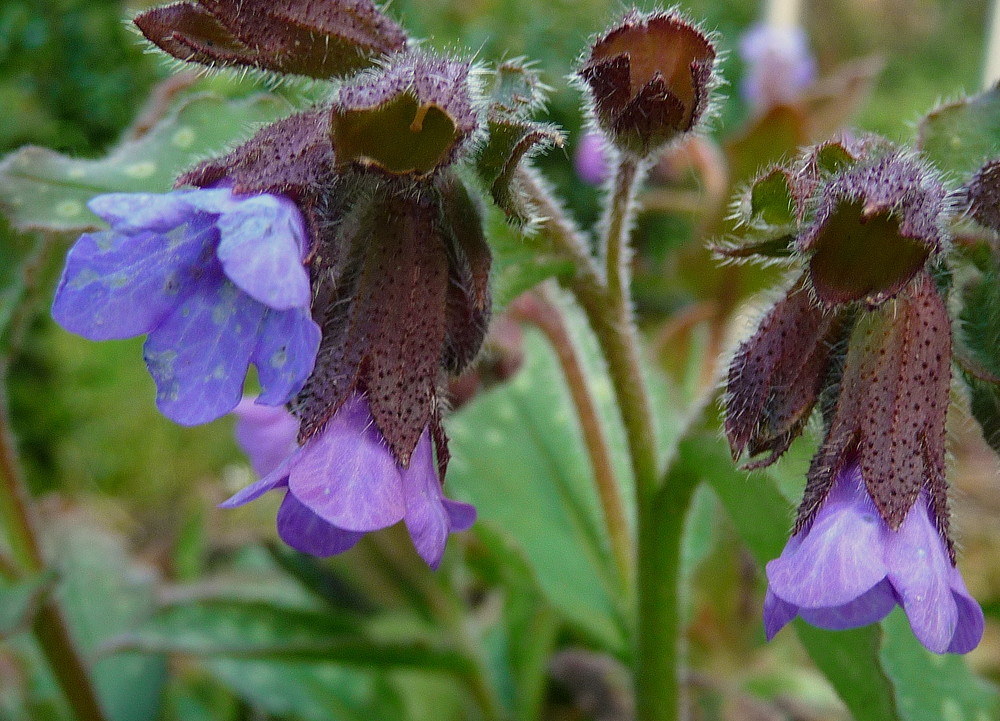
[918,86,1000,180]
[0,94,287,233]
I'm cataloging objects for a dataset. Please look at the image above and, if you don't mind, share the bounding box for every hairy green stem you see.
[511,288,633,593]
[603,156,642,305]
[636,457,699,721]
[0,385,109,721]
[521,161,689,721]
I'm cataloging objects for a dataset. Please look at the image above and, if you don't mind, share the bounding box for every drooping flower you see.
[738,22,816,112]
[52,187,321,425]
[232,397,299,477]
[764,462,984,654]
[223,391,476,567]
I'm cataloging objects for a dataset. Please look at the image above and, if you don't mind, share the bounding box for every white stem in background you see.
[765,0,801,29]
[984,0,1000,89]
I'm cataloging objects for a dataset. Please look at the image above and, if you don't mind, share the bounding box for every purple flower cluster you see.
[226,392,475,567]
[765,463,983,654]
[738,23,816,111]
[52,188,320,425]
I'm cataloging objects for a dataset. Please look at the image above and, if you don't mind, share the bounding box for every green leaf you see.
[958,248,1000,452]
[49,512,167,721]
[104,596,470,672]
[475,60,562,225]
[446,325,629,652]
[0,569,57,639]
[0,93,288,233]
[485,206,576,308]
[693,434,903,721]
[881,608,999,721]
[918,86,1000,180]
[749,168,796,227]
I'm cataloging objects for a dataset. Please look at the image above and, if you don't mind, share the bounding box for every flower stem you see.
[984,0,1000,89]
[521,162,685,721]
[510,288,633,592]
[603,155,642,305]
[766,0,802,28]
[636,452,699,721]
[0,384,109,721]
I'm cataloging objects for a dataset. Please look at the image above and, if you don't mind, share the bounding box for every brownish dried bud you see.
[800,151,948,307]
[134,0,406,79]
[725,276,844,467]
[578,9,716,156]
[330,53,480,177]
[965,157,1000,231]
[797,272,952,545]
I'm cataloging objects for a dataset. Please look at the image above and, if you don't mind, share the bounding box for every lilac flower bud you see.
[738,22,817,112]
[574,131,611,186]
[222,391,476,567]
[578,9,717,156]
[764,462,984,654]
[51,187,321,425]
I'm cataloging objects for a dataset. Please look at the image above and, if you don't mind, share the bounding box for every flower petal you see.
[767,477,888,608]
[798,579,897,630]
[443,499,477,532]
[885,498,957,654]
[401,431,450,568]
[947,567,985,654]
[87,192,195,233]
[233,397,299,477]
[252,308,321,406]
[763,588,799,640]
[216,194,310,310]
[52,227,205,340]
[288,393,406,532]
[144,272,265,425]
[276,492,364,557]
[219,462,291,508]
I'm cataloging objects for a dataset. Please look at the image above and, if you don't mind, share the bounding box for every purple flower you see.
[738,23,816,111]
[764,463,984,654]
[233,397,299,477]
[574,131,611,186]
[222,391,476,568]
[52,188,321,425]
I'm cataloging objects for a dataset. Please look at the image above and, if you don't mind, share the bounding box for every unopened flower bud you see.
[134,0,406,79]
[578,9,716,156]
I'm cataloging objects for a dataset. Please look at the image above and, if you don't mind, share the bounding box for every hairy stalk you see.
[0,385,109,721]
[510,288,633,592]
[602,155,642,304]
[636,448,700,721]
[521,162,681,721]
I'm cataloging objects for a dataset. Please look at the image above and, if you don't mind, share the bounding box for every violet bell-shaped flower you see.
[51,188,321,425]
[222,392,476,568]
[764,463,984,654]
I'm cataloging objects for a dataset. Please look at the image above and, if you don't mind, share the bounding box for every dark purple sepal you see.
[964,158,1000,232]
[331,52,480,177]
[725,276,842,467]
[800,151,948,307]
[798,273,952,543]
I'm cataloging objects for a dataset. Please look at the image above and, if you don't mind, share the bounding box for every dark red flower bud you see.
[800,151,948,307]
[330,53,480,177]
[797,273,952,550]
[578,9,716,156]
[134,0,406,79]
